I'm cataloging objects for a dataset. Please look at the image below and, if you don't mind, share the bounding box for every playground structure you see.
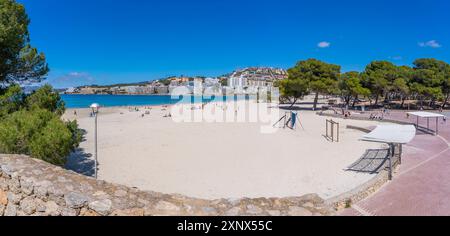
[325,119,340,142]
[273,111,304,130]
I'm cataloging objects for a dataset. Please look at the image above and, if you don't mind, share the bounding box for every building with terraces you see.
[227,67,287,88]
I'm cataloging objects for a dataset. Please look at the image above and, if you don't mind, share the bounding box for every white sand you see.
[64,101,385,200]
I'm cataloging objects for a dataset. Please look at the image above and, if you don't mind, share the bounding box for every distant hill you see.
[79,81,150,89]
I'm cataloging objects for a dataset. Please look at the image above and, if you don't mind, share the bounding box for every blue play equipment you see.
[273,111,304,130]
[291,112,297,128]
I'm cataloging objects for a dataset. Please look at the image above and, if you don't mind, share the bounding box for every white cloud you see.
[389,56,403,61]
[68,72,83,76]
[317,41,331,48]
[50,72,96,88]
[418,40,442,48]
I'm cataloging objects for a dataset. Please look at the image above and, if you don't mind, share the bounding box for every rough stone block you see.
[88,199,112,216]
[7,192,22,205]
[34,180,53,199]
[288,206,313,216]
[20,178,35,196]
[246,204,263,215]
[0,177,8,191]
[80,208,100,216]
[20,197,37,215]
[111,208,145,216]
[4,204,17,216]
[44,201,61,216]
[0,189,7,206]
[61,207,78,216]
[224,207,241,216]
[0,165,15,176]
[65,192,89,209]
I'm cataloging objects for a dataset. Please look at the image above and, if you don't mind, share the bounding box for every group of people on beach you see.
[369,113,384,120]
[129,107,141,112]
[368,108,391,120]
[132,106,173,118]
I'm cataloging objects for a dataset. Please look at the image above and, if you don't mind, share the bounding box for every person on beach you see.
[344,111,351,118]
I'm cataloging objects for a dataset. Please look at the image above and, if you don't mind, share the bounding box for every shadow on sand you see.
[346,149,390,174]
[279,103,326,111]
[65,129,95,177]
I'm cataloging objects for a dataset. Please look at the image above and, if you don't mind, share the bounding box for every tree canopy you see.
[0,0,49,85]
[26,84,66,115]
[282,59,340,109]
[0,1,81,167]
[361,61,399,105]
[338,71,370,107]
[280,58,450,110]
[412,58,450,108]
[278,76,309,107]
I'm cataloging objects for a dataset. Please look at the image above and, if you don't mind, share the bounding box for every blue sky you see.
[18,0,449,88]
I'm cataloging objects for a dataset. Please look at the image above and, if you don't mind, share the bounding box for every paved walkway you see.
[338,111,450,216]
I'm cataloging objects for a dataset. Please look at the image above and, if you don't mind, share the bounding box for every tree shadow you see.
[65,129,95,177]
[279,105,318,111]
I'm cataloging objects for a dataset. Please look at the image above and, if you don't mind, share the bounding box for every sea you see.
[61,94,250,109]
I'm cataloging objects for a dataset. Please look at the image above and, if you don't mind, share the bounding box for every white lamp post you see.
[90,103,100,179]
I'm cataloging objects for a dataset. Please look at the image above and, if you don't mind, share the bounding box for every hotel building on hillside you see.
[227,67,287,89]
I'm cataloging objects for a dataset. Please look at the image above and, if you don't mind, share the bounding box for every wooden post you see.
[331,121,334,142]
[337,122,340,143]
[436,117,439,135]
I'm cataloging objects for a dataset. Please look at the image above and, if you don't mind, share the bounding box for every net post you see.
[337,122,340,143]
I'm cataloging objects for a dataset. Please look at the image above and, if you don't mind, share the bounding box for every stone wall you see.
[0,154,335,216]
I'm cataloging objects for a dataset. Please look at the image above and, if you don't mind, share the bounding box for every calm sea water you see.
[61,94,248,109]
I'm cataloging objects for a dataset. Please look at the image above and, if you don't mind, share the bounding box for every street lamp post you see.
[90,103,100,179]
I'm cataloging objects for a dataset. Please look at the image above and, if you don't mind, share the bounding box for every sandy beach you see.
[63,100,386,200]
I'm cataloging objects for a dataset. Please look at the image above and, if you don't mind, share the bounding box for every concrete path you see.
[339,111,450,216]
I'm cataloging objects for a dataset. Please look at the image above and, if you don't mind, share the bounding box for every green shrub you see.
[0,84,25,118]
[0,120,20,154]
[0,108,77,166]
[29,118,73,166]
[66,119,83,150]
[0,109,54,154]
[0,85,81,166]
[26,84,66,115]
